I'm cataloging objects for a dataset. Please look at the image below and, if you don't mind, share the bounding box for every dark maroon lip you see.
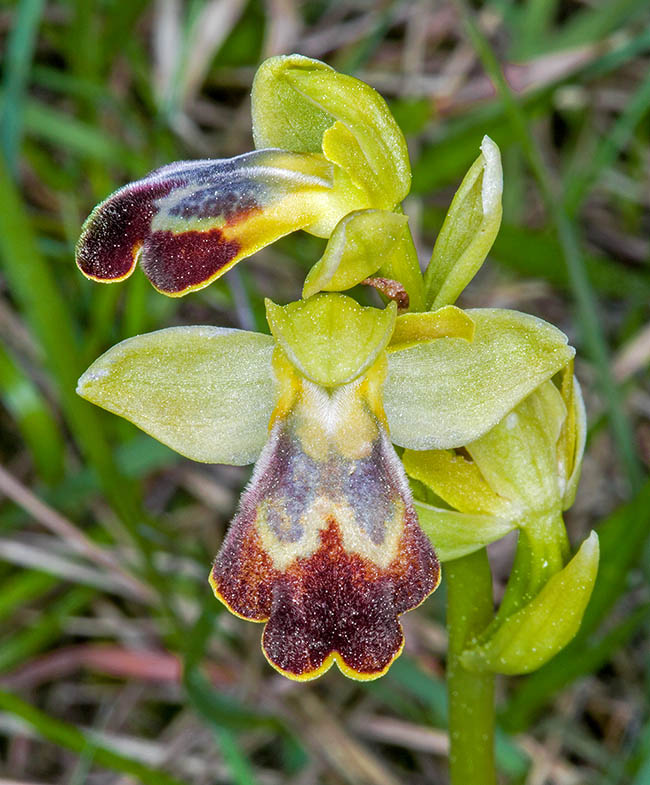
[74,150,289,293]
[140,230,242,294]
[210,418,439,680]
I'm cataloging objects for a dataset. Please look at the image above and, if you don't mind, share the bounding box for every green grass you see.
[0,1,649,783]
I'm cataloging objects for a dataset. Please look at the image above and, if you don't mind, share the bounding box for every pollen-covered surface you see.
[76,150,334,295]
[210,367,439,680]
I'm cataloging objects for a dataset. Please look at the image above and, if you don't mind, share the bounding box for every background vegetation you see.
[1,1,650,782]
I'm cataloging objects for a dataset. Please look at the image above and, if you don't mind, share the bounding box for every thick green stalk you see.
[446,548,496,785]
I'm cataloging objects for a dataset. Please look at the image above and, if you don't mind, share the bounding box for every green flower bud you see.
[424,136,503,309]
[403,368,595,674]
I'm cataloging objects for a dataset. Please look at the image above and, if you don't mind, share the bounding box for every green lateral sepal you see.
[384,308,574,450]
[77,327,276,465]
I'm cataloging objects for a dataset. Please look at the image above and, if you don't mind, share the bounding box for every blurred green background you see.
[1,1,650,783]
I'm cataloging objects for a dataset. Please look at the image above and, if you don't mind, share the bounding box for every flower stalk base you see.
[446,549,496,785]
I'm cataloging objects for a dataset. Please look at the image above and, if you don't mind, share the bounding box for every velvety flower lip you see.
[75,149,338,296]
[209,355,439,680]
[75,54,416,301]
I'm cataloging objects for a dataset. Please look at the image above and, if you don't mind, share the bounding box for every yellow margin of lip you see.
[208,567,268,623]
[78,236,243,298]
[208,560,441,682]
[210,567,402,681]
[263,637,405,682]
[77,241,141,284]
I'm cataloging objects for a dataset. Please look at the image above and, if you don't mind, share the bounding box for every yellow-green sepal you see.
[389,306,475,351]
[466,379,567,513]
[252,55,336,154]
[425,136,503,309]
[460,532,599,674]
[76,327,276,465]
[252,55,411,208]
[558,365,587,509]
[265,293,397,387]
[414,501,517,562]
[384,308,574,450]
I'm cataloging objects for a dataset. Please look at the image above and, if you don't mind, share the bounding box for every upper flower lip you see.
[75,54,415,300]
[75,149,340,296]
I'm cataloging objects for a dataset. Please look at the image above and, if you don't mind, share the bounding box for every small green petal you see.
[425,136,503,309]
[384,308,574,450]
[389,306,475,351]
[77,327,276,465]
[265,293,397,387]
[321,122,387,205]
[461,532,599,675]
[404,449,509,516]
[415,501,517,562]
[302,209,407,298]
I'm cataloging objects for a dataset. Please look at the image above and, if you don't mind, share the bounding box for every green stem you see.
[446,548,496,785]
[487,510,568,637]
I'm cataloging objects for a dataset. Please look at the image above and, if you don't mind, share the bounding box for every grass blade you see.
[0,0,45,172]
[0,341,65,482]
[564,64,650,212]
[0,586,93,673]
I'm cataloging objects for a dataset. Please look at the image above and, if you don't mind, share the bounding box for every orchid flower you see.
[77,293,573,679]
[75,54,596,682]
[75,55,416,299]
